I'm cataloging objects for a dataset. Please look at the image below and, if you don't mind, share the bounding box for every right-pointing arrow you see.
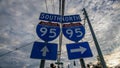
[70,46,87,54]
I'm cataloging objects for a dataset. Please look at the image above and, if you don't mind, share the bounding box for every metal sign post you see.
[82,8,107,68]
[40,60,45,68]
[79,59,86,68]
[57,0,65,68]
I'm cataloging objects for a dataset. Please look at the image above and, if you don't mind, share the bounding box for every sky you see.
[0,0,120,68]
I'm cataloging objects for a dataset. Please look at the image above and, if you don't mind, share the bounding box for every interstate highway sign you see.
[66,42,93,60]
[62,23,85,42]
[36,21,60,42]
[39,12,81,23]
[30,42,58,60]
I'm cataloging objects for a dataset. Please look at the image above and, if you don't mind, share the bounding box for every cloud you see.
[0,0,120,68]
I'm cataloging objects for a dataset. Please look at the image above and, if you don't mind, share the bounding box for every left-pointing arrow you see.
[41,46,49,56]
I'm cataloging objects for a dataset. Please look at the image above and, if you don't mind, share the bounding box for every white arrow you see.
[70,46,87,54]
[40,46,49,56]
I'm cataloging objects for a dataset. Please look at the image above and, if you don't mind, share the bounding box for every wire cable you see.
[0,39,40,57]
[45,0,48,12]
[51,0,55,13]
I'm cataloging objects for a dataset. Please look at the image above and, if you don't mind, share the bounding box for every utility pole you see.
[82,8,107,68]
[57,0,65,68]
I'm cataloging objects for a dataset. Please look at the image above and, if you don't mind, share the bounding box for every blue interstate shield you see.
[62,23,85,42]
[36,21,60,42]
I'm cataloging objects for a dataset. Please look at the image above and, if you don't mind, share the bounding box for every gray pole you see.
[40,59,45,68]
[57,0,61,67]
[82,8,107,68]
[57,0,65,68]
[68,64,70,68]
[79,59,86,68]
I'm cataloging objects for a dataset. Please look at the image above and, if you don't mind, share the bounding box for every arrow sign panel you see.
[66,42,93,60]
[30,42,58,60]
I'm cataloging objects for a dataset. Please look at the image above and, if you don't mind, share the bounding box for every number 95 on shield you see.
[62,23,85,42]
[36,21,60,42]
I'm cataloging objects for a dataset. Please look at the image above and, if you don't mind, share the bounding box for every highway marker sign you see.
[62,23,85,42]
[36,21,60,42]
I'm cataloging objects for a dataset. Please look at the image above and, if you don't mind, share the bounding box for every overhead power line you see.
[45,0,48,12]
[51,0,55,13]
[0,39,40,57]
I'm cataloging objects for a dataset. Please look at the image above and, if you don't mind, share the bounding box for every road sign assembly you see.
[62,23,85,42]
[66,42,93,60]
[39,12,81,23]
[36,21,60,42]
[30,42,58,60]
